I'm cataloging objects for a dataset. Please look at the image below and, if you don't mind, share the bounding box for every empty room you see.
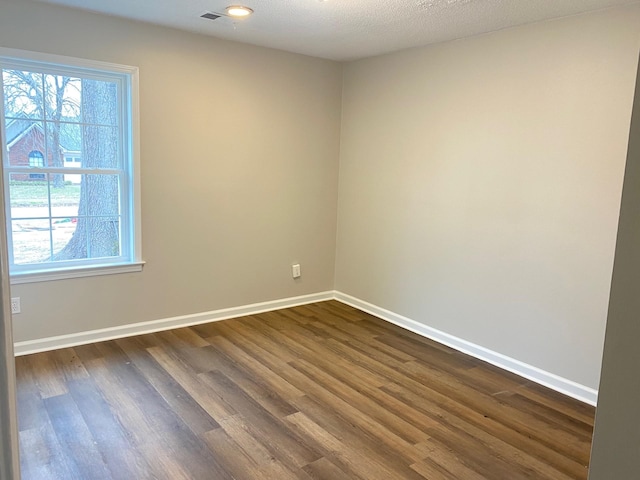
[0,0,639,478]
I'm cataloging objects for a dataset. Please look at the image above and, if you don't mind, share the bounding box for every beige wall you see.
[588,50,640,480]
[335,6,640,389]
[0,0,343,342]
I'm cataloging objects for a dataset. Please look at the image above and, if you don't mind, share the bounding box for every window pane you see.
[87,216,120,259]
[12,219,51,265]
[81,125,119,168]
[44,74,81,121]
[56,122,82,169]
[5,118,46,168]
[8,173,121,265]
[85,175,120,217]
[50,175,81,218]
[47,122,119,170]
[52,217,83,260]
[80,79,118,127]
[3,70,44,120]
[9,174,50,219]
[28,151,44,167]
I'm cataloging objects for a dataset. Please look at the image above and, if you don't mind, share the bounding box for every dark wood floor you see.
[14,300,595,479]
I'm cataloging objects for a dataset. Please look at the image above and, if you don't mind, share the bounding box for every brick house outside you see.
[6,116,81,182]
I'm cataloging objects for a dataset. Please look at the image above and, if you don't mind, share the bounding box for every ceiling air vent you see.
[201,12,221,20]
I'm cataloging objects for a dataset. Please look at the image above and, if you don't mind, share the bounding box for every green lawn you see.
[9,181,80,207]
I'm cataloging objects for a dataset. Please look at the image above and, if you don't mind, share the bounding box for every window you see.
[28,150,44,167]
[0,48,142,282]
[27,151,45,180]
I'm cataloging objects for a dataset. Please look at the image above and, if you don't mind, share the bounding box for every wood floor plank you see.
[286,411,417,480]
[402,360,592,465]
[145,344,239,421]
[85,354,232,480]
[197,369,322,470]
[15,300,595,480]
[456,364,530,396]
[302,457,353,480]
[313,330,589,477]
[206,334,306,399]
[66,378,153,479]
[382,382,583,479]
[280,325,391,387]
[114,337,222,435]
[42,394,113,480]
[17,352,68,399]
[514,381,596,426]
[19,426,81,480]
[214,319,297,365]
[411,455,488,480]
[493,391,594,441]
[49,348,90,382]
[137,442,198,480]
[201,427,268,479]
[196,344,300,419]
[16,387,48,433]
[272,355,429,466]
[290,394,430,480]
[290,357,431,450]
[217,415,313,480]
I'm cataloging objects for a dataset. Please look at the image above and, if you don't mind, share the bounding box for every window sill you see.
[10,261,145,285]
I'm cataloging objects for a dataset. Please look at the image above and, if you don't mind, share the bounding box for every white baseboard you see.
[14,288,598,405]
[13,291,334,357]
[334,291,598,406]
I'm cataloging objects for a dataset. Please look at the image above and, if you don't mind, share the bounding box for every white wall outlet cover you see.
[10,297,20,314]
[292,264,301,278]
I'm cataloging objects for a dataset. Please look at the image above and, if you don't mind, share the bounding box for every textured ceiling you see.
[32,0,640,60]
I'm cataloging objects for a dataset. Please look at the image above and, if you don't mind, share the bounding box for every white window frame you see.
[0,48,143,284]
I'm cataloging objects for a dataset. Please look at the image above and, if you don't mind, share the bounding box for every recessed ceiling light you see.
[225,5,254,17]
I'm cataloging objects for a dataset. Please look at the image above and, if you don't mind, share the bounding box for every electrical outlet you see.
[11,297,20,314]
[292,264,301,279]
